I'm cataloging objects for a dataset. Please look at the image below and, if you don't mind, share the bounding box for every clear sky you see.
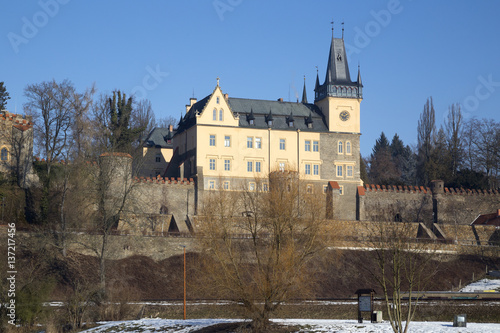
[2,0,500,157]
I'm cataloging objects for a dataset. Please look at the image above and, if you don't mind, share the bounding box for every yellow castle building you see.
[160,34,363,220]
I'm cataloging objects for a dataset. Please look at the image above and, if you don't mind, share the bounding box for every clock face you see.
[339,110,350,122]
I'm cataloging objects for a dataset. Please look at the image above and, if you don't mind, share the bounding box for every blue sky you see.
[2,0,500,157]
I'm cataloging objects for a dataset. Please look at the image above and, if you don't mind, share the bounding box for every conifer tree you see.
[108,91,143,152]
[0,82,10,110]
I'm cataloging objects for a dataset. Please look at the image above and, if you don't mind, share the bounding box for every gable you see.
[196,85,239,127]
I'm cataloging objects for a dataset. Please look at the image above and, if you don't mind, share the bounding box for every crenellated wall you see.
[357,181,500,226]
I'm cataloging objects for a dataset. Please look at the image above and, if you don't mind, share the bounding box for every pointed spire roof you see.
[324,36,352,85]
[305,112,313,125]
[357,64,363,86]
[301,76,308,104]
[314,68,320,91]
[247,108,255,121]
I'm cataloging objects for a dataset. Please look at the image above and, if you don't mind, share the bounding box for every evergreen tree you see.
[108,91,144,152]
[0,82,10,110]
[390,134,417,186]
[368,132,399,184]
[416,97,436,186]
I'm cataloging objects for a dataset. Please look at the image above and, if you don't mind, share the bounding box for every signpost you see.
[355,289,376,323]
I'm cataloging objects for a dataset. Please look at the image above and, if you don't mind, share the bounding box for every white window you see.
[346,141,351,154]
[216,96,220,104]
[305,164,311,175]
[209,180,215,189]
[279,162,285,172]
[347,165,353,177]
[219,109,223,121]
[209,135,216,146]
[2,148,9,161]
[305,140,311,152]
[255,137,262,149]
[224,159,231,171]
[249,182,256,191]
[307,184,313,193]
[263,183,269,191]
[313,140,319,152]
[209,158,216,171]
[337,165,343,177]
[255,161,261,173]
[313,164,319,175]
[279,139,286,150]
[338,141,343,154]
[247,161,253,172]
[223,181,230,190]
[247,137,253,148]
[224,135,231,147]
[213,108,217,121]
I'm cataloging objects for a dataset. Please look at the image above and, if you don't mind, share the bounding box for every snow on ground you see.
[460,278,500,292]
[81,318,500,333]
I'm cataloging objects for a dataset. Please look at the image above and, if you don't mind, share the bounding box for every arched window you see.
[213,108,217,121]
[1,148,8,161]
[338,141,343,154]
[219,109,223,121]
[160,205,168,215]
[346,141,351,154]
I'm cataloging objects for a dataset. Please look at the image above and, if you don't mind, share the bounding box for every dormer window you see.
[266,110,274,127]
[287,112,294,127]
[288,120,294,127]
[249,119,254,125]
[307,123,313,129]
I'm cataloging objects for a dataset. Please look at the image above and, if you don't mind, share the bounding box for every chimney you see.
[185,98,197,113]
[169,124,173,132]
[224,93,228,100]
[277,98,283,102]
[497,209,500,217]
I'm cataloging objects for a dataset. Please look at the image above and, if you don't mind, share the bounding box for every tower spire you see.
[301,75,308,104]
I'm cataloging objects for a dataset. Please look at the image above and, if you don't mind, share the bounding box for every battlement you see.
[134,175,195,186]
[359,183,500,197]
[0,110,33,129]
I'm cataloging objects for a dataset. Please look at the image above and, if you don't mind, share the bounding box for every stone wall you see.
[357,182,500,225]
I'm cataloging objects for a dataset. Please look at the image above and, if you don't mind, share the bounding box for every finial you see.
[315,65,318,74]
[216,77,220,86]
[330,20,334,38]
[342,21,344,39]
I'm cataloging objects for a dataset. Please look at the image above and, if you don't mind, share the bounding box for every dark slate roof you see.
[143,127,175,148]
[471,211,500,226]
[227,97,328,131]
[177,95,329,133]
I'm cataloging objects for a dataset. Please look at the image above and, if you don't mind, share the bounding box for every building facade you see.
[167,35,363,219]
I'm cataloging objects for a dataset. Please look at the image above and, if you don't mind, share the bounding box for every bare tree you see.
[416,97,436,186]
[366,221,437,333]
[196,172,325,332]
[444,103,463,178]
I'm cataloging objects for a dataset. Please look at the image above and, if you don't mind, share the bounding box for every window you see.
[224,135,231,147]
[209,135,216,146]
[339,185,344,195]
[307,184,313,193]
[305,164,311,175]
[338,141,343,154]
[346,141,351,154]
[323,185,328,193]
[209,158,216,171]
[216,96,220,104]
[1,148,7,161]
[224,159,231,171]
[279,139,286,150]
[305,140,311,152]
[255,137,262,149]
[223,181,230,190]
[209,180,215,189]
[247,137,253,148]
[279,162,285,172]
[267,119,273,126]
[249,182,256,191]
[213,108,217,121]
[313,140,319,152]
[255,161,261,173]
[249,119,254,125]
[263,183,269,192]
[219,109,223,121]
[155,154,161,163]
[313,164,319,175]
[289,120,294,127]
[247,161,253,172]
[347,165,353,177]
[337,165,343,177]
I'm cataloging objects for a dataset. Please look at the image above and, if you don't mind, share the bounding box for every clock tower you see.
[314,33,363,133]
